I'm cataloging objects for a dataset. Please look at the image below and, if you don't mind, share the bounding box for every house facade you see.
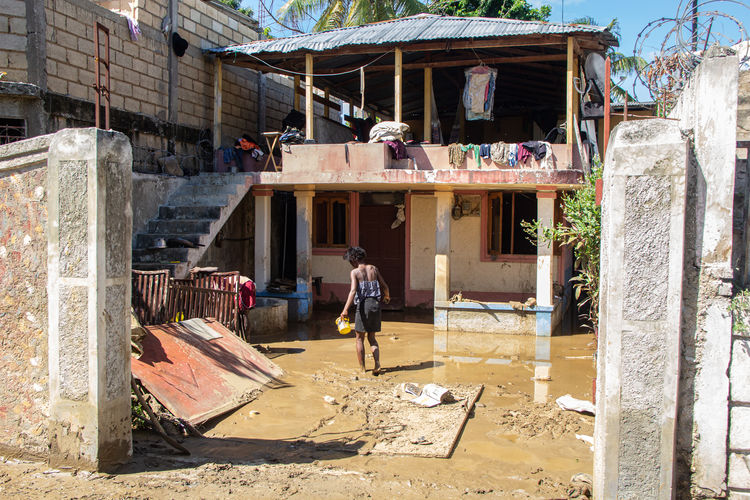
[210,15,616,335]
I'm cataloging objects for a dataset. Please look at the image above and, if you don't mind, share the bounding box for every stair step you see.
[135,233,204,249]
[177,184,240,197]
[166,194,229,206]
[133,247,191,263]
[158,205,223,220]
[147,219,213,234]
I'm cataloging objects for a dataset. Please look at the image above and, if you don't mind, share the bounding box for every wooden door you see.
[358,204,405,310]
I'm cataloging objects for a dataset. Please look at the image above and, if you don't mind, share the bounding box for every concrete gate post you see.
[46,128,133,470]
[536,191,556,336]
[434,191,453,330]
[594,120,688,498]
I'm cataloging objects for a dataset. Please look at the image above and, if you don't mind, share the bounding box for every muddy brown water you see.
[0,311,595,499]
[196,311,596,497]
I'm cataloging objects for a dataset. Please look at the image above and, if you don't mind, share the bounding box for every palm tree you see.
[277,0,427,32]
[571,17,647,102]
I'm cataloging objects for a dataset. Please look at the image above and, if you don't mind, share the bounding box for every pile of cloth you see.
[463,66,497,121]
[368,121,410,160]
[447,140,553,169]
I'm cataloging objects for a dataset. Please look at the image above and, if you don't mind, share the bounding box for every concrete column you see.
[434,191,452,330]
[46,128,133,470]
[536,192,556,308]
[294,189,314,321]
[594,120,688,499]
[253,188,273,292]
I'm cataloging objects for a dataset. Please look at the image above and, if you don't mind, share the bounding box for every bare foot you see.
[359,365,367,373]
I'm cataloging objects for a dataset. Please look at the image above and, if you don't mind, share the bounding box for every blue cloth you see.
[479,143,491,158]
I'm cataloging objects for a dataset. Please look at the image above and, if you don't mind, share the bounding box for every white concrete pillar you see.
[253,188,272,292]
[47,128,133,470]
[434,191,452,330]
[294,189,314,320]
[536,192,556,307]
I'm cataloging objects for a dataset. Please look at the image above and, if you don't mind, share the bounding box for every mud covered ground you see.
[0,312,595,498]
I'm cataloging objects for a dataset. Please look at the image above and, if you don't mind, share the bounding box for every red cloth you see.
[239,280,256,310]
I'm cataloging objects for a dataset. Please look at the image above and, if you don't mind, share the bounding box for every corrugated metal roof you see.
[206,14,617,56]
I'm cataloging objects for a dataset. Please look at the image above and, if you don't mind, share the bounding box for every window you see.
[0,118,26,145]
[313,194,349,248]
[486,192,537,255]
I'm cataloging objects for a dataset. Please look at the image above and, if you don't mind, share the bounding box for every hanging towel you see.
[383,140,408,160]
[517,143,531,164]
[461,144,482,168]
[479,143,492,159]
[521,141,548,161]
[490,142,509,166]
[508,144,518,167]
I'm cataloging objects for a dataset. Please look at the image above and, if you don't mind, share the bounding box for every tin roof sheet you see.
[207,14,617,57]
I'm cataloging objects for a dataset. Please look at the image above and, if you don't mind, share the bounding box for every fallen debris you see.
[556,395,595,415]
[323,395,338,405]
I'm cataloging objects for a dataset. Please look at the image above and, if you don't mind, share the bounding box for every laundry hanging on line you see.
[462,66,498,121]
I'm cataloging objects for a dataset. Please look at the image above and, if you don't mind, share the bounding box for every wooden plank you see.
[324,87,330,118]
[213,58,222,149]
[305,53,314,140]
[394,47,402,122]
[423,67,432,142]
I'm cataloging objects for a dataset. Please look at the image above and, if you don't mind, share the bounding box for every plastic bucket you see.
[336,316,351,334]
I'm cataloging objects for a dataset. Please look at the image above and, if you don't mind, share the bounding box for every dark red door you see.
[358,204,405,310]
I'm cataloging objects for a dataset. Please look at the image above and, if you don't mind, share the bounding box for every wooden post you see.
[294,74,301,111]
[603,56,611,157]
[566,37,575,150]
[213,58,222,149]
[394,47,403,122]
[324,87,330,119]
[305,53,314,140]
[423,67,432,142]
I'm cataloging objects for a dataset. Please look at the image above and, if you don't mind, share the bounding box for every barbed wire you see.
[633,0,749,115]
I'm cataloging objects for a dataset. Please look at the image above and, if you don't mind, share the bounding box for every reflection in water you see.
[433,330,552,366]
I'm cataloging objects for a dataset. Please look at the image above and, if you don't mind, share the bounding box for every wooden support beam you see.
[213,58,222,149]
[324,87,330,118]
[294,74,301,110]
[306,53,313,140]
[566,37,576,148]
[394,47,403,122]
[424,67,432,142]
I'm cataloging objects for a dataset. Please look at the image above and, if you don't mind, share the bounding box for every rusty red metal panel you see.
[131,319,283,425]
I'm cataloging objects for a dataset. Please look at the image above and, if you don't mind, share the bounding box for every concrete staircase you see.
[132,173,254,277]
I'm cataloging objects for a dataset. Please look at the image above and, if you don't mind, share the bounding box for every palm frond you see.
[277,0,331,24]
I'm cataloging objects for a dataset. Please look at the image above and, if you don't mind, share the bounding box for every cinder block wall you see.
[0,0,28,83]
[1,0,308,172]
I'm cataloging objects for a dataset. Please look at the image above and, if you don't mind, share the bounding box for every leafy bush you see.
[730,289,750,335]
[522,165,602,329]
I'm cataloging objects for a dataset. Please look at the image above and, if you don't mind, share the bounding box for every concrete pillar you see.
[434,191,452,330]
[594,119,688,499]
[253,188,273,292]
[46,128,133,470]
[536,192,556,307]
[294,189,314,321]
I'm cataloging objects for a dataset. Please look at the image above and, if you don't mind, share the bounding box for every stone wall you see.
[595,50,743,498]
[0,135,51,458]
[0,0,28,83]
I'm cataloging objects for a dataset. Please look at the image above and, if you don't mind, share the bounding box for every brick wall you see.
[0,137,50,458]
[0,0,28,83]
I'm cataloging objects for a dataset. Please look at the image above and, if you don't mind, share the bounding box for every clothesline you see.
[448,140,554,169]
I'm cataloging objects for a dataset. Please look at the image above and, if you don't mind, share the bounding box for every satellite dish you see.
[584,52,607,102]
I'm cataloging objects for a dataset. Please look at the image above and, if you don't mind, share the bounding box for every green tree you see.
[217,0,254,18]
[428,0,550,20]
[570,17,646,102]
[278,0,427,32]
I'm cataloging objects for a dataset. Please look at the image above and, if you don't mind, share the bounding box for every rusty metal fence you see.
[132,269,246,340]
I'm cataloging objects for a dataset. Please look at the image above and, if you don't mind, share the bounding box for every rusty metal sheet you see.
[131,318,284,425]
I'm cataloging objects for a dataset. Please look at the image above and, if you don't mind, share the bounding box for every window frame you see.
[480,191,538,263]
[312,192,352,253]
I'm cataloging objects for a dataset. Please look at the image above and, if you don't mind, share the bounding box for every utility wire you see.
[229,49,395,77]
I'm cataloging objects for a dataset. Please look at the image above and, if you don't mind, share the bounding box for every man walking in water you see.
[339,246,390,375]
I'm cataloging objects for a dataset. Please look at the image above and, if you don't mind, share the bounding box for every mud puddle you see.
[0,312,595,499]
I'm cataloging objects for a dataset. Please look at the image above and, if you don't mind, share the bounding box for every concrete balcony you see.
[257,142,585,189]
